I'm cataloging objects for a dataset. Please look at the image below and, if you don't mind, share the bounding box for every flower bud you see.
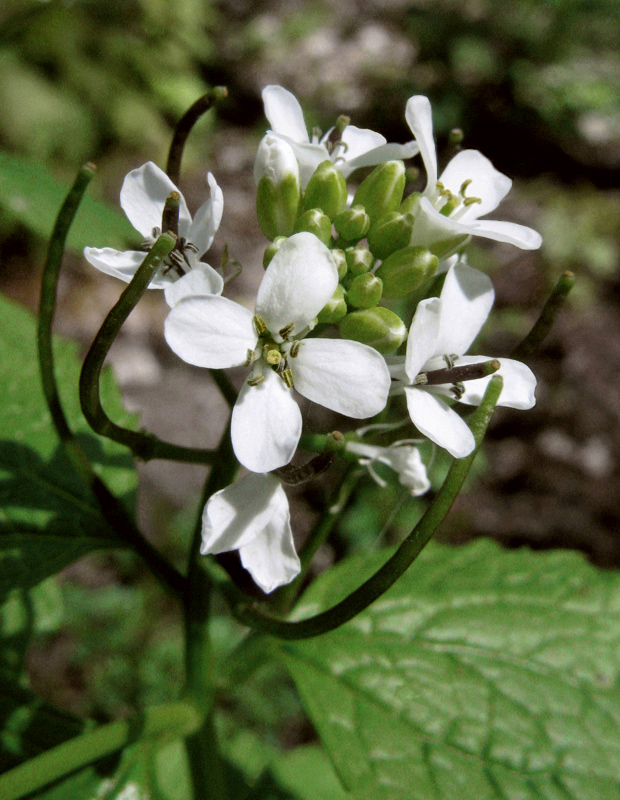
[317,284,348,324]
[333,204,371,241]
[255,134,300,240]
[345,245,375,277]
[303,160,348,219]
[367,211,414,260]
[339,306,407,354]
[263,236,288,269]
[400,191,422,216]
[331,248,348,280]
[351,161,406,225]
[375,246,438,298]
[293,208,333,246]
[347,273,383,309]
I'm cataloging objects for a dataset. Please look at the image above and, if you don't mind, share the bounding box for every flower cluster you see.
[85,87,539,594]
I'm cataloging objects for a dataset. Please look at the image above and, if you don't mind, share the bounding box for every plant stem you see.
[209,376,503,640]
[79,232,216,466]
[0,702,202,800]
[511,270,575,360]
[37,165,185,597]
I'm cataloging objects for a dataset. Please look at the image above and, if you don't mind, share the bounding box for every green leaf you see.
[0,150,135,251]
[270,746,349,800]
[278,540,620,799]
[0,293,137,599]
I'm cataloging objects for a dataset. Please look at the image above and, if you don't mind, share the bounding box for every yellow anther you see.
[289,340,302,358]
[247,373,265,387]
[459,179,473,197]
[244,348,255,367]
[279,322,295,340]
[253,315,268,335]
[264,346,282,366]
[281,368,294,388]
[463,196,482,206]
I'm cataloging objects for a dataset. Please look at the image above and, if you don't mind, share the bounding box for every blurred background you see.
[1,0,619,759]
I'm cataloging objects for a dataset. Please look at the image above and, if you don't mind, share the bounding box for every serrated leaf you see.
[278,540,620,800]
[0,293,137,599]
[0,150,135,251]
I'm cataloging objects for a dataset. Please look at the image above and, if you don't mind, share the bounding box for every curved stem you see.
[511,270,575,360]
[209,376,503,640]
[38,165,185,597]
[166,87,228,186]
[0,702,202,800]
[79,233,216,466]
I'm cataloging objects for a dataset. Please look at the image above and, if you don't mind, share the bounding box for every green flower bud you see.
[347,273,383,309]
[333,204,371,241]
[263,236,288,269]
[400,191,422,216]
[345,245,375,277]
[375,246,438,298]
[255,134,300,240]
[351,161,406,225]
[303,160,348,219]
[293,208,333,246]
[331,248,348,280]
[317,284,348,324]
[339,306,407,354]
[367,211,415,260]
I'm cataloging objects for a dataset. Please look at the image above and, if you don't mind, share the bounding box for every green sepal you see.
[345,245,375,277]
[256,174,300,241]
[351,161,406,225]
[303,160,348,220]
[333,204,371,241]
[339,306,406,354]
[375,246,438,298]
[317,284,348,324]
[347,274,383,309]
[367,210,415,260]
[293,208,333,246]
[263,236,288,269]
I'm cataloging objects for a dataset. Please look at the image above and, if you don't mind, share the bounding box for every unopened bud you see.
[375,246,438,298]
[303,160,348,219]
[352,161,406,225]
[331,248,348,280]
[339,306,407,354]
[333,204,371,241]
[293,208,333,246]
[255,134,300,240]
[400,191,422,216]
[317,284,348,324]
[367,211,414,260]
[263,236,288,269]
[449,128,464,145]
[347,273,383,309]
[345,245,375,277]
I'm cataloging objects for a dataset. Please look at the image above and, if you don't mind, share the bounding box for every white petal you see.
[262,85,309,143]
[408,197,471,250]
[256,233,337,339]
[436,263,494,356]
[231,367,302,473]
[254,134,300,185]
[83,247,152,284]
[382,446,431,497]
[290,338,390,418]
[163,264,224,307]
[341,140,420,176]
[120,162,191,239]
[164,295,256,368]
[468,219,543,250]
[239,505,300,594]
[287,140,332,188]
[404,388,475,458]
[439,150,512,222]
[187,173,223,257]
[405,297,442,381]
[405,96,437,195]
[339,126,386,160]
[449,356,537,410]
[201,473,284,553]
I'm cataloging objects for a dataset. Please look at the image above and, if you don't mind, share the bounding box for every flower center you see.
[246,315,305,389]
[142,227,199,278]
[433,179,482,219]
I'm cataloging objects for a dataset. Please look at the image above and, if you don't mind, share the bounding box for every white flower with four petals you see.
[390,262,537,458]
[165,232,391,473]
[262,85,420,188]
[84,161,224,306]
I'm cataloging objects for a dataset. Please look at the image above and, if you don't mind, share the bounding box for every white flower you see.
[83,161,224,305]
[165,232,391,473]
[346,440,430,496]
[390,262,537,458]
[262,85,419,188]
[405,96,542,251]
[201,473,300,594]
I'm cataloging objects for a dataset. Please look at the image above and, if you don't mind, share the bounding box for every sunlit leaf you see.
[279,539,620,799]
